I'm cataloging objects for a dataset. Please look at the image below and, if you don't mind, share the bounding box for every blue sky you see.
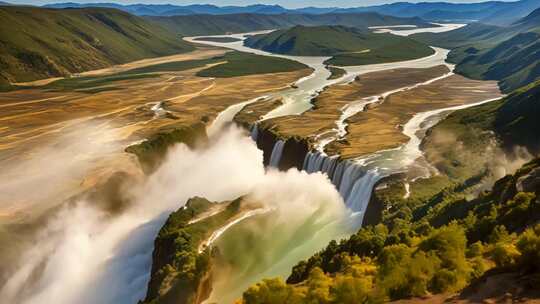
[7,0,516,9]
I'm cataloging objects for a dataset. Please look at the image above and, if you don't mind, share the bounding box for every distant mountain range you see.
[413,7,540,92]
[43,0,540,25]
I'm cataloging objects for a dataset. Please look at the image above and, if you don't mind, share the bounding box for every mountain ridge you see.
[412,10,540,92]
[0,6,193,89]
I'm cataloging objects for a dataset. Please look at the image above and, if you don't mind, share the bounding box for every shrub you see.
[466,241,484,258]
[469,256,489,279]
[430,269,459,293]
[242,278,303,304]
[491,243,520,268]
[489,225,511,244]
[306,268,332,303]
[331,274,372,304]
[516,224,540,272]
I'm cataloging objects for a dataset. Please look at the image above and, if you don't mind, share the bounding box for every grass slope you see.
[18,51,306,93]
[0,6,193,89]
[147,12,433,37]
[412,10,540,92]
[244,25,434,66]
[196,51,309,77]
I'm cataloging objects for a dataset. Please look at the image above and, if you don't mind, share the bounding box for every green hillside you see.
[147,12,433,37]
[452,31,540,93]
[0,6,193,89]
[412,10,540,92]
[244,25,434,66]
[437,80,540,154]
[237,156,540,303]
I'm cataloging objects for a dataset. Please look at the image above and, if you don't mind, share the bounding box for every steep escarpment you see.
[251,125,309,170]
[0,6,193,89]
[237,158,540,303]
[126,122,207,173]
[143,196,250,304]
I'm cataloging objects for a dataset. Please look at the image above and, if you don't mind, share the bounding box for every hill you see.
[439,80,540,154]
[413,10,540,92]
[244,25,434,66]
[147,12,433,37]
[335,0,540,26]
[0,6,193,89]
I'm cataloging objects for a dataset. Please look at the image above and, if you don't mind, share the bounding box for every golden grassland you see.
[234,65,501,160]
[258,65,452,140]
[328,74,501,159]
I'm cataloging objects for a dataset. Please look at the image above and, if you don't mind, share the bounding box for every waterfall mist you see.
[0,125,351,304]
[207,168,352,303]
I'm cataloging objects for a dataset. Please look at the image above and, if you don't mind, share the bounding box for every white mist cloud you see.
[0,125,349,304]
[0,121,133,217]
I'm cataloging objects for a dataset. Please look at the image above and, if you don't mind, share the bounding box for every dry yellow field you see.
[328,74,501,159]
[0,48,311,221]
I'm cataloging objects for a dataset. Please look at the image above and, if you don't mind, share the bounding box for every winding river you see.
[184,23,465,125]
[186,22,503,224]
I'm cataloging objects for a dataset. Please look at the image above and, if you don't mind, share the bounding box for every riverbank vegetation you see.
[143,196,245,304]
[15,51,308,92]
[196,52,309,78]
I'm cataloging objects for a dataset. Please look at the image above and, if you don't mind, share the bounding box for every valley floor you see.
[0,45,311,222]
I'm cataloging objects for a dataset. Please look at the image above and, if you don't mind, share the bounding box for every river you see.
[1,22,499,304]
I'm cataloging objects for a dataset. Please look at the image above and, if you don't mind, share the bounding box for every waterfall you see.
[337,161,367,200]
[301,152,381,217]
[344,170,380,221]
[269,140,285,168]
[303,151,339,178]
[331,161,346,188]
[250,124,258,142]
